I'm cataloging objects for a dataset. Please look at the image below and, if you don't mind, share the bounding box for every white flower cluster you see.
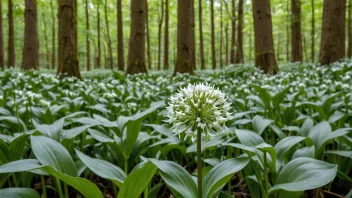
[166,83,233,140]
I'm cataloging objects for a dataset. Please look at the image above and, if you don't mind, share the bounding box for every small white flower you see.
[166,83,233,140]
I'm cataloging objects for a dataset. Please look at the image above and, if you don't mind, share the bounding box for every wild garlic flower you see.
[166,83,233,140]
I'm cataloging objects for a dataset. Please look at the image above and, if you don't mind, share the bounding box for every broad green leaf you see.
[308,121,331,153]
[146,124,173,137]
[235,129,265,147]
[87,128,114,143]
[118,162,157,198]
[300,118,314,137]
[93,114,118,128]
[0,159,42,173]
[275,136,306,161]
[41,166,103,198]
[252,85,271,109]
[223,143,257,156]
[328,111,345,123]
[297,102,327,120]
[0,188,40,198]
[62,125,93,140]
[149,159,197,198]
[30,136,77,176]
[203,157,250,198]
[75,149,126,186]
[325,150,352,158]
[269,157,337,194]
[292,146,315,159]
[0,116,27,131]
[256,143,276,172]
[0,139,11,164]
[9,134,28,161]
[71,117,101,126]
[32,118,64,141]
[252,116,273,135]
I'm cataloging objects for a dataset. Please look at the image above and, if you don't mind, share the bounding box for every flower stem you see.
[197,127,202,198]
[263,152,269,197]
[56,177,64,198]
[41,176,47,198]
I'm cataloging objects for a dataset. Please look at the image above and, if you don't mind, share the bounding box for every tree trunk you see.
[286,0,290,62]
[104,0,113,70]
[225,24,229,65]
[22,0,39,70]
[163,0,169,70]
[348,0,352,57]
[96,0,101,69]
[57,0,82,79]
[157,0,164,70]
[220,0,223,68]
[117,0,124,70]
[50,0,56,69]
[0,0,5,69]
[174,0,193,74]
[252,0,278,74]
[230,0,236,64]
[190,0,196,70]
[85,0,90,71]
[235,0,244,63]
[249,26,252,62]
[42,13,50,68]
[319,0,346,65]
[145,0,152,69]
[311,0,315,61]
[199,0,205,69]
[291,0,302,62]
[8,0,15,68]
[210,0,216,69]
[126,0,147,74]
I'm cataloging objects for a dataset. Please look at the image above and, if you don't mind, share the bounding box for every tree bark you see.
[163,0,169,70]
[22,0,39,70]
[286,0,290,62]
[126,0,147,74]
[145,0,152,69]
[230,0,236,64]
[50,0,56,69]
[0,0,4,69]
[57,0,82,79]
[190,0,196,70]
[199,0,205,69]
[157,0,164,70]
[174,0,193,74]
[85,0,91,71]
[96,0,101,69]
[252,0,278,74]
[311,0,315,61]
[104,0,113,70]
[319,0,346,65]
[8,0,15,68]
[210,0,216,69]
[117,0,124,70]
[291,0,302,62]
[348,0,352,57]
[235,0,244,63]
[225,24,229,65]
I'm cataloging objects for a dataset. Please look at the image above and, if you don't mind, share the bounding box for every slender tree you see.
[85,0,91,71]
[174,0,193,74]
[126,0,147,74]
[190,0,196,70]
[117,0,124,70]
[291,0,302,62]
[8,0,15,68]
[42,13,50,68]
[0,0,4,69]
[220,0,223,68]
[210,0,216,69]
[22,0,39,70]
[96,0,101,69]
[225,24,229,65]
[57,0,82,79]
[252,0,278,74]
[235,0,244,63]
[145,0,152,69]
[104,0,113,69]
[50,0,56,69]
[230,0,236,64]
[199,0,205,69]
[311,0,315,61]
[157,0,164,70]
[163,0,169,70]
[319,0,346,65]
[348,0,352,57]
[286,0,290,62]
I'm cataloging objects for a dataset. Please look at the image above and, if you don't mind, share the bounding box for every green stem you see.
[124,157,129,174]
[56,177,64,198]
[263,152,269,197]
[41,176,47,198]
[197,128,202,198]
[64,183,69,198]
